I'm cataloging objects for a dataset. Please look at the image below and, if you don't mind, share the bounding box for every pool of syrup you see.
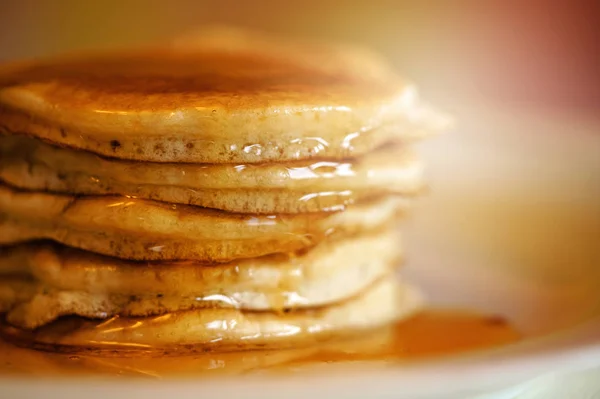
[0,310,520,377]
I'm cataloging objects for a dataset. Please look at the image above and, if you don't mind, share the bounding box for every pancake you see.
[0,28,444,355]
[0,184,408,261]
[0,229,401,329]
[0,277,422,353]
[0,30,449,164]
[0,134,423,213]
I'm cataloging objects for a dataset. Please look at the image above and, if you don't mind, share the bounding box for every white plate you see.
[2,104,600,399]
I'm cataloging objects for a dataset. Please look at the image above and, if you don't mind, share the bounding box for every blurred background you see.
[0,0,598,113]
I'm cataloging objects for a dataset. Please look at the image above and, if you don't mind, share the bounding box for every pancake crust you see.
[0,183,408,261]
[0,277,423,353]
[0,230,401,328]
[0,134,423,213]
[0,30,449,163]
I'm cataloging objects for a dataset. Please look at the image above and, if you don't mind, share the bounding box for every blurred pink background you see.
[0,0,598,112]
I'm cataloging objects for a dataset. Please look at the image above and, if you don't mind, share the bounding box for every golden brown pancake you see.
[0,184,408,261]
[0,30,449,164]
[0,229,401,329]
[0,277,422,353]
[0,28,445,355]
[0,134,423,213]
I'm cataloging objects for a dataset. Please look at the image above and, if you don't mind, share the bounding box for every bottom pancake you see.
[0,277,422,354]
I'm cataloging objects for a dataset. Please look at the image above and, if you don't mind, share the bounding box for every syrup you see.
[0,310,520,377]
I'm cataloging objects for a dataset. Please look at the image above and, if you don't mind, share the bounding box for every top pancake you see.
[0,28,449,163]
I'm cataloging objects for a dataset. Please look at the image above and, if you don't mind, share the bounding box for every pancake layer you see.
[0,183,408,261]
[0,277,422,353]
[0,230,401,329]
[0,30,449,163]
[0,134,423,213]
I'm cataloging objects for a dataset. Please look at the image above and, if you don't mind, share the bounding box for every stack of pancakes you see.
[0,30,448,352]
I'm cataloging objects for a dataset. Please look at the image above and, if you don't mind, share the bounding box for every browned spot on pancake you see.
[153,143,165,155]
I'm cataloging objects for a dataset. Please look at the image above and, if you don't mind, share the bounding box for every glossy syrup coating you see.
[0,30,449,163]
